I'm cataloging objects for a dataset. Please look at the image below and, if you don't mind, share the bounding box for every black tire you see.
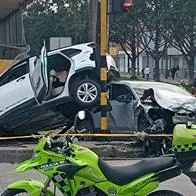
[148,190,183,196]
[143,137,172,157]
[1,189,28,196]
[70,79,101,108]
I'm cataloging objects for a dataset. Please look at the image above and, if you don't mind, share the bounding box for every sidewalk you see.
[0,140,144,163]
[121,73,188,85]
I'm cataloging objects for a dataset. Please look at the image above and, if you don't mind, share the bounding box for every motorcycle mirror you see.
[77,111,86,120]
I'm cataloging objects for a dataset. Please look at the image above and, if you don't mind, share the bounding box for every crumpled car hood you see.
[152,88,196,114]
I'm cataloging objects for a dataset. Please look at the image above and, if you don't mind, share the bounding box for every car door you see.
[107,83,136,133]
[0,60,34,117]
[0,55,48,125]
[30,55,48,104]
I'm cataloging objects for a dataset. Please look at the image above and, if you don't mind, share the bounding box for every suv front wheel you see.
[70,78,101,107]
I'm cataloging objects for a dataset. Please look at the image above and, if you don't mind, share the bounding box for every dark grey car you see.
[91,81,147,133]
[78,81,196,134]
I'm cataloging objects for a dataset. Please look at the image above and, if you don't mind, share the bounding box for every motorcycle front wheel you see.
[1,189,52,196]
[148,190,183,195]
[1,189,28,196]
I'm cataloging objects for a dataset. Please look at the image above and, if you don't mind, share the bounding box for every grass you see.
[120,75,140,81]
[120,75,192,93]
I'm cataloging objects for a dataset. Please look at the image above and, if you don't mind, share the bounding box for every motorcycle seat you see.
[98,157,176,186]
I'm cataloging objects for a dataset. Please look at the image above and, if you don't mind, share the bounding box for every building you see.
[0,0,32,73]
[116,41,195,80]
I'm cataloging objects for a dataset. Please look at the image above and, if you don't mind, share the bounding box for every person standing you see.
[170,65,179,80]
[144,66,150,80]
[141,68,145,78]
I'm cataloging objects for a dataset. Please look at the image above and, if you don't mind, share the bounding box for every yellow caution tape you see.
[0,133,173,141]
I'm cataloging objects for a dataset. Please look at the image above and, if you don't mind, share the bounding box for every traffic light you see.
[111,0,134,13]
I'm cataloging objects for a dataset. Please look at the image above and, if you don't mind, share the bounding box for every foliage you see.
[120,75,139,81]
[24,0,89,56]
[134,0,173,81]
[163,0,196,84]
[110,0,196,83]
[109,0,144,77]
[24,0,196,84]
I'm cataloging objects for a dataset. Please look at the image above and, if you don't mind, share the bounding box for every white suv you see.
[0,42,119,136]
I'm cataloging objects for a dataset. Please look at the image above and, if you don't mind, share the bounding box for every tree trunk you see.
[128,56,131,73]
[154,58,160,81]
[165,55,169,79]
[88,0,98,42]
[154,28,160,81]
[131,52,136,77]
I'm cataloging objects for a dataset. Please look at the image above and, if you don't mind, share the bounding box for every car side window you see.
[0,62,29,86]
[60,49,82,58]
[109,84,134,100]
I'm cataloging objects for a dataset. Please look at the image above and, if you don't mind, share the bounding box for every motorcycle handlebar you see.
[45,135,74,156]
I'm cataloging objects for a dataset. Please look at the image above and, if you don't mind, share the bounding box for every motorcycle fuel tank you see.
[172,124,196,162]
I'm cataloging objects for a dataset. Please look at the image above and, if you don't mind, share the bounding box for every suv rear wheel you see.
[70,78,101,108]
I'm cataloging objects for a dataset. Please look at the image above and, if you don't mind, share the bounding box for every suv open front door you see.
[30,49,49,104]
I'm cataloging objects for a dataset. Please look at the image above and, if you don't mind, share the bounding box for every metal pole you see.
[100,0,108,133]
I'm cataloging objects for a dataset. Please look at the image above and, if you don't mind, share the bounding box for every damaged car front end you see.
[130,81,196,155]
[132,81,196,129]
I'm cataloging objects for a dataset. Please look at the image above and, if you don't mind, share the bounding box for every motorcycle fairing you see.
[8,179,53,196]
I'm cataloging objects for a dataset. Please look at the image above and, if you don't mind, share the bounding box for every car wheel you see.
[70,79,101,108]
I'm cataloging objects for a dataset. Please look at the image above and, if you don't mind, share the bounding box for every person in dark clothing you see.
[141,68,145,78]
[170,66,179,80]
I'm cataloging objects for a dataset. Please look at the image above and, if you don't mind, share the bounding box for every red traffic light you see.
[123,0,134,12]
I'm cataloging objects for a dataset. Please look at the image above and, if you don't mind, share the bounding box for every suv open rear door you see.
[30,46,49,104]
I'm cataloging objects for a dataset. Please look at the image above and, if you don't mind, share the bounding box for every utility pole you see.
[100,0,108,133]
[99,0,134,133]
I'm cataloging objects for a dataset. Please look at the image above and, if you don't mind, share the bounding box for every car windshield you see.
[130,82,192,98]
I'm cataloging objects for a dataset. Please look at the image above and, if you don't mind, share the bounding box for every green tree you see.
[164,0,196,84]
[24,0,89,56]
[109,0,171,81]
[109,0,144,77]
[137,0,172,81]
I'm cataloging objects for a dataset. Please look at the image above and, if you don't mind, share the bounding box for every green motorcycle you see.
[2,123,196,196]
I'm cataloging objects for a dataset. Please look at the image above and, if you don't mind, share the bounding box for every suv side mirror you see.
[116,94,133,103]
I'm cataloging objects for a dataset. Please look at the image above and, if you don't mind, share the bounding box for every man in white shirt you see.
[144,66,150,80]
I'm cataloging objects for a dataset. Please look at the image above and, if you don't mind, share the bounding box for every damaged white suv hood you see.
[151,86,196,113]
[127,81,196,114]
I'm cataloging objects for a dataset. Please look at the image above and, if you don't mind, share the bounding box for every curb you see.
[0,141,144,163]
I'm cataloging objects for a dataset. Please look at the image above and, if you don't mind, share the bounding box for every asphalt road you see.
[0,161,195,195]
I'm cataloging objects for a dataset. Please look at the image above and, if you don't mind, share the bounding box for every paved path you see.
[0,160,195,195]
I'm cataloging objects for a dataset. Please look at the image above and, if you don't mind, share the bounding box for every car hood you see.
[151,88,196,114]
